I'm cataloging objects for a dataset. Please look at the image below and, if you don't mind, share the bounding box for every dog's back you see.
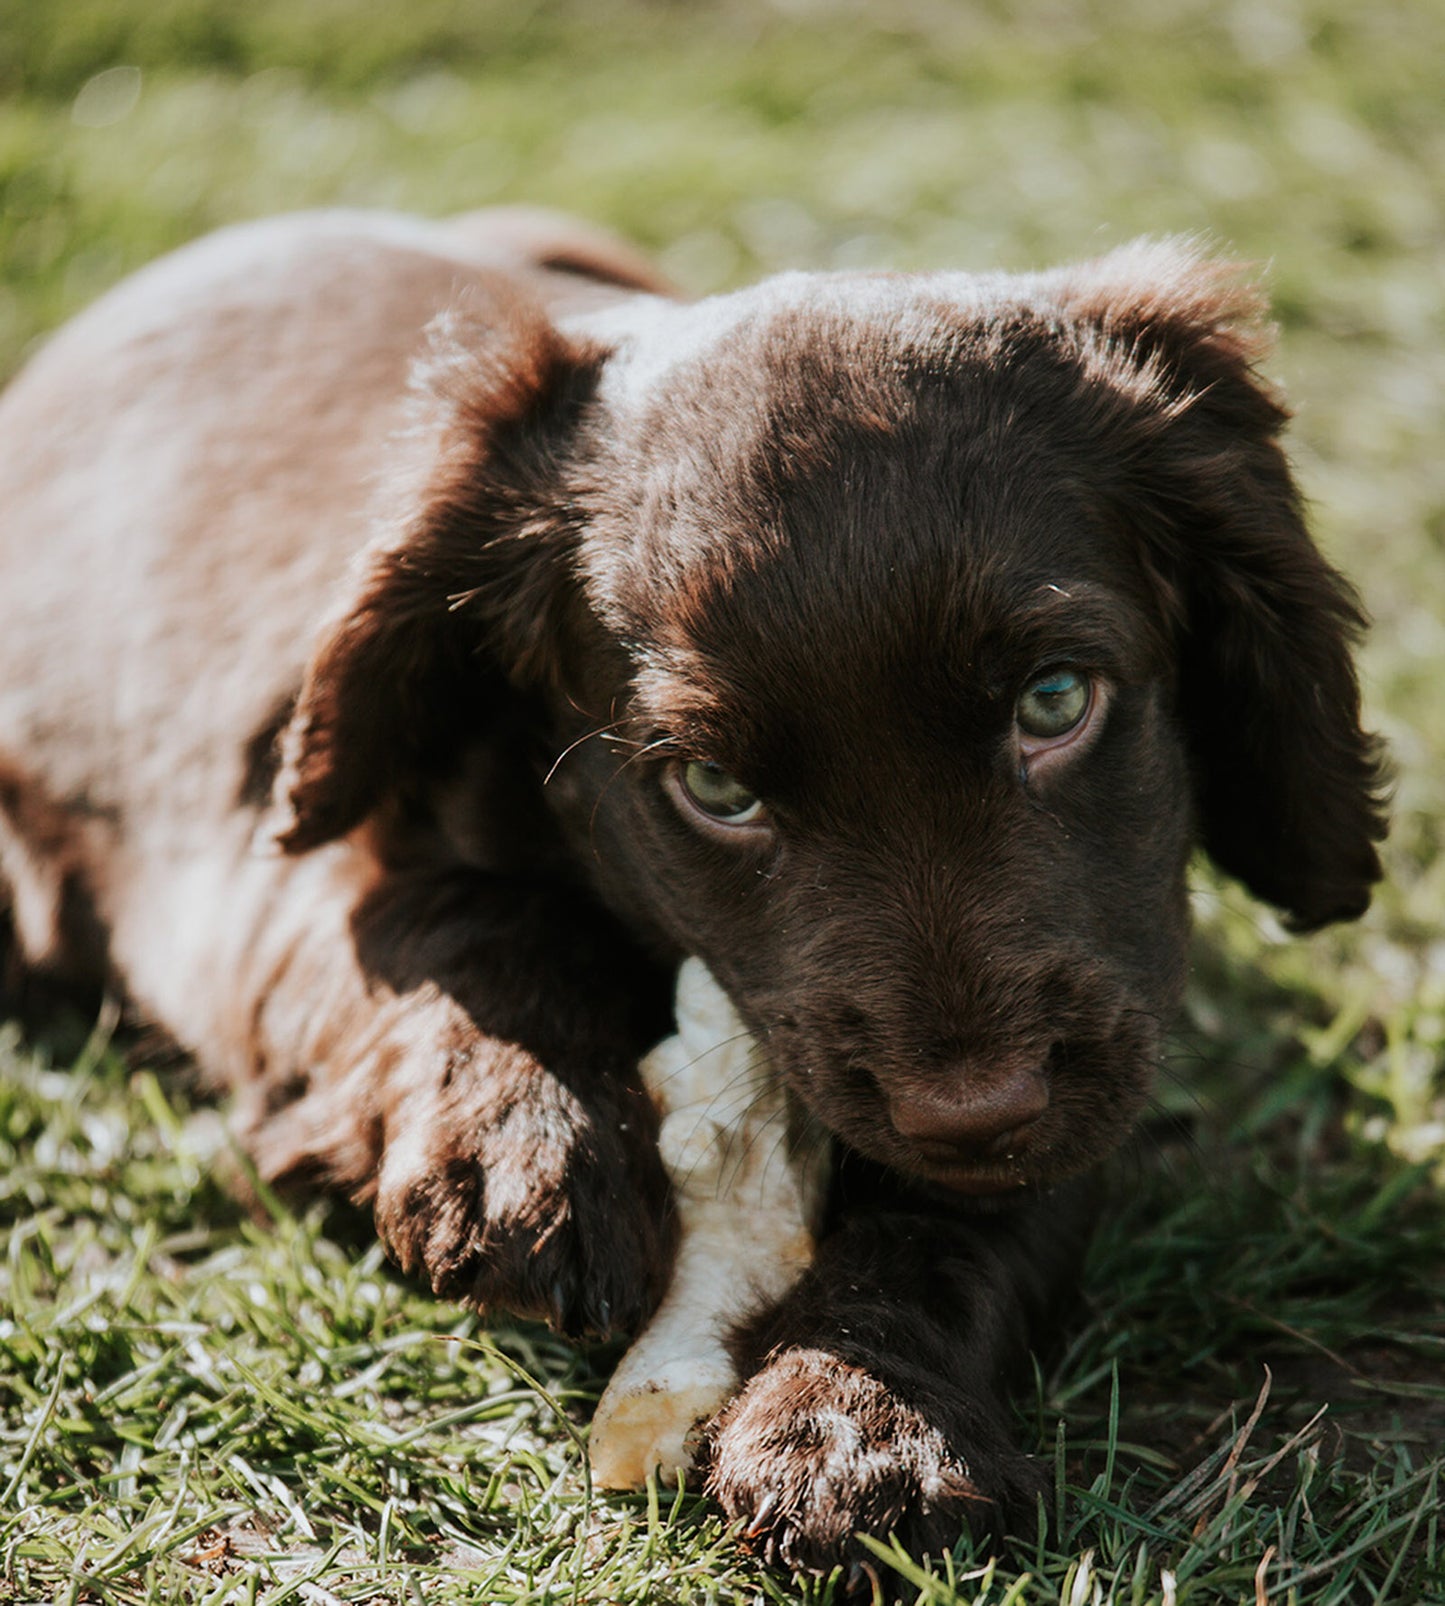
[0,208,664,993]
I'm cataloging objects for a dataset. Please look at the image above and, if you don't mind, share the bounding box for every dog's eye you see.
[1017,668,1091,739]
[679,761,764,824]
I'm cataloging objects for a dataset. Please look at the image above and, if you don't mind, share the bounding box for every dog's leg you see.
[703,1180,1092,1577]
[125,837,676,1338]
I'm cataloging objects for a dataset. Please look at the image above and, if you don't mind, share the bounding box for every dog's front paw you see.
[369,1036,674,1340]
[704,1347,1041,1586]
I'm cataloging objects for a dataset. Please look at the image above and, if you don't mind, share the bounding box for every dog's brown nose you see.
[888,1066,1049,1156]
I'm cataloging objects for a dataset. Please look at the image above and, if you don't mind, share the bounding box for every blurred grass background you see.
[1,2,1442,1602]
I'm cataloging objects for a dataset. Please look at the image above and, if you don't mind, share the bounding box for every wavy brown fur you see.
[0,211,1385,1586]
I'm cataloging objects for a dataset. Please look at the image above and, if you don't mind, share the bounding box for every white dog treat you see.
[587,958,829,1491]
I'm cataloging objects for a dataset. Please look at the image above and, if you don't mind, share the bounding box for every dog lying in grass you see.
[0,206,1385,1579]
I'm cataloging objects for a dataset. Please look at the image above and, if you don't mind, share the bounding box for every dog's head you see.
[270,242,1387,1195]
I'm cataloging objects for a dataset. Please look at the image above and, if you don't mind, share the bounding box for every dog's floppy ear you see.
[267,287,605,854]
[1049,241,1388,930]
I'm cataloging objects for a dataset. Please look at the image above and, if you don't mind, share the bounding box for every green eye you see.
[1017,668,1091,740]
[679,761,764,824]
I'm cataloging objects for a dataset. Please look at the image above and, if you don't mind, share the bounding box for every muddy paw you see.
[704,1347,1042,1587]
[360,1022,674,1339]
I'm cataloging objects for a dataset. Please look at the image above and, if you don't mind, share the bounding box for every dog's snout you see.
[888,1062,1050,1156]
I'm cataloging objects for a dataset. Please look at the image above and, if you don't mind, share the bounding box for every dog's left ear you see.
[1048,241,1388,930]
[267,289,607,854]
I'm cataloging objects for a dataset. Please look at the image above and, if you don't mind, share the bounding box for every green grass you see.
[2,2,1443,1601]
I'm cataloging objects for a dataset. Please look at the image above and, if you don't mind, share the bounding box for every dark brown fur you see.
[0,210,1385,1581]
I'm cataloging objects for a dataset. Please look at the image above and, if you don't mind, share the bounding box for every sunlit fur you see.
[0,211,1385,1584]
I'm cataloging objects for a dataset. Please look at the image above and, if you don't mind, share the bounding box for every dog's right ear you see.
[1042,242,1388,929]
[266,286,606,854]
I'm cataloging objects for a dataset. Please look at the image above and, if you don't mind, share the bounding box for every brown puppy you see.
[0,209,1385,1575]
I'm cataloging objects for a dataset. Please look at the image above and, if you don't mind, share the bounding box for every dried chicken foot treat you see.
[588,958,829,1490]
